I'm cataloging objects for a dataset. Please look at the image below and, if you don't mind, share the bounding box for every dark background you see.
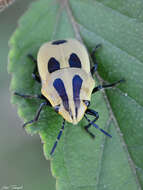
[0,0,56,189]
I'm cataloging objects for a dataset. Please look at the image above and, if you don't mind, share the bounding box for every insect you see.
[14,39,124,155]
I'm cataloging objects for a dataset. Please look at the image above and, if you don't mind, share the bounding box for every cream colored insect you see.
[38,39,95,124]
[15,38,124,155]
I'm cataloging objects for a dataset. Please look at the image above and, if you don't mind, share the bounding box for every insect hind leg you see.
[27,54,41,83]
[90,44,101,75]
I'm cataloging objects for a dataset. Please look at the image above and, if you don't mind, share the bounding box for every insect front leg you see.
[50,119,65,156]
[27,54,41,83]
[23,102,47,128]
[84,109,99,138]
[84,109,112,138]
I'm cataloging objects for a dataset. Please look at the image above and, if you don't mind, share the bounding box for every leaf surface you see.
[8,0,143,189]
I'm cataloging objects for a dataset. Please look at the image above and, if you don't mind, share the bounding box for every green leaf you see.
[8,0,143,189]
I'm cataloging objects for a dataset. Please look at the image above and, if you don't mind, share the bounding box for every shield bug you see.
[14,39,124,155]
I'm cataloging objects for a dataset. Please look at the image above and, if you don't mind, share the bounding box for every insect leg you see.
[23,102,47,128]
[83,109,99,138]
[92,79,125,94]
[85,108,99,118]
[50,119,65,155]
[14,92,52,106]
[27,54,41,83]
[84,114,112,138]
[90,44,101,75]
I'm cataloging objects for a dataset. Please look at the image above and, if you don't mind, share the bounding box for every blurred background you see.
[0,0,56,189]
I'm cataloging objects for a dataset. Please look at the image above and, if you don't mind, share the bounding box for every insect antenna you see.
[50,119,65,155]
[84,115,112,138]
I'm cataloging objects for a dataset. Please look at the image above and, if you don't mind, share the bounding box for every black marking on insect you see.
[52,40,67,45]
[72,75,83,118]
[69,53,81,68]
[48,57,60,73]
[53,78,70,113]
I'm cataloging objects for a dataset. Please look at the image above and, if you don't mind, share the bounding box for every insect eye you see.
[54,105,60,113]
[83,100,90,107]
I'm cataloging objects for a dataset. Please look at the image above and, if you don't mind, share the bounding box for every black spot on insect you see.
[72,75,83,118]
[53,78,70,112]
[52,40,67,45]
[69,53,81,68]
[48,57,60,73]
